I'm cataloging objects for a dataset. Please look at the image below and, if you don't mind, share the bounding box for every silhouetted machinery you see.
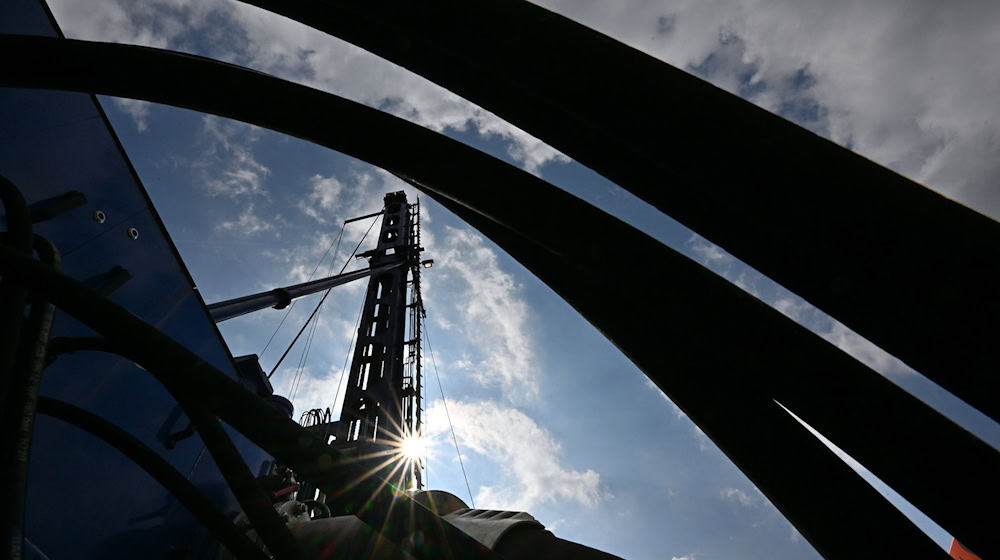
[2,0,998,558]
[211,193,622,560]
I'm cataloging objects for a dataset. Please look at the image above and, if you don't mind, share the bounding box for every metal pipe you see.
[35,397,270,560]
[0,175,32,419]
[344,209,383,224]
[184,407,303,560]
[206,262,403,323]
[3,236,58,560]
[22,248,301,558]
[44,336,113,368]
[44,337,306,560]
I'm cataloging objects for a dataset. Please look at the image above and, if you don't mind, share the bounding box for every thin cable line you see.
[260,223,345,357]
[261,225,343,357]
[289,309,322,401]
[289,319,311,399]
[290,233,346,400]
[422,350,429,490]
[268,214,380,379]
[422,315,475,508]
[331,298,366,417]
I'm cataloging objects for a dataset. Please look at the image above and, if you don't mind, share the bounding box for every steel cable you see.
[260,222,345,359]
[268,213,381,380]
[421,314,475,508]
[267,214,382,379]
[4,236,58,560]
[330,298,366,419]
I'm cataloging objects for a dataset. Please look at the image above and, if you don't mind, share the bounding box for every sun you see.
[398,435,425,460]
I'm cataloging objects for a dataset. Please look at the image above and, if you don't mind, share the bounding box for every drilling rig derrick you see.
[302,191,425,491]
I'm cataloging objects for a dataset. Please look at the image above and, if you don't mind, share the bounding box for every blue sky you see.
[48,1,1000,559]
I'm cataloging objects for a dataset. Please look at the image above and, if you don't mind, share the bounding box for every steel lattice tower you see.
[335,191,424,489]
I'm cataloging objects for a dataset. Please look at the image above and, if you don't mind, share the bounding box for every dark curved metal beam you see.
[239,0,1000,426]
[0,36,984,558]
[185,406,303,560]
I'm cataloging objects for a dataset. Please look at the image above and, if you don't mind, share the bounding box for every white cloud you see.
[299,175,343,223]
[50,0,568,174]
[280,232,339,283]
[687,234,728,264]
[432,227,538,398]
[199,116,271,198]
[772,297,810,323]
[672,555,696,560]
[217,203,273,235]
[427,399,604,511]
[48,0,176,48]
[469,113,570,175]
[821,323,913,377]
[274,363,349,419]
[535,0,1000,219]
[53,0,999,213]
[720,487,755,507]
[687,234,767,298]
[113,98,152,131]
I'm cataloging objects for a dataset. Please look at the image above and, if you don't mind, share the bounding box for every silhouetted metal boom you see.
[206,262,405,322]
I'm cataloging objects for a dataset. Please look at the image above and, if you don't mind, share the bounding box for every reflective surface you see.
[2,2,271,558]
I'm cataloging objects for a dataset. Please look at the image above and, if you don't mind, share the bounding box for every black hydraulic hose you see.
[3,236,57,560]
[1,245,352,479]
[0,175,32,414]
[45,349,300,555]
[185,407,303,560]
[45,349,301,556]
[42,336,496,560]
[35,397,270,560]
[0,248,497,559]
[43,336,115,368]
[43,335,303,558]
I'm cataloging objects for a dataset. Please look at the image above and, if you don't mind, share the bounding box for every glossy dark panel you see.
[0,0,59,36]
[1,2,271,558]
